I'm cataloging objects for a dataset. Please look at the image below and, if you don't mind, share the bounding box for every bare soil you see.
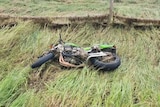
[27,64,61,92]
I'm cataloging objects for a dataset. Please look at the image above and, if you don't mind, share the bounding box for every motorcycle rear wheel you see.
[89,53,121,71]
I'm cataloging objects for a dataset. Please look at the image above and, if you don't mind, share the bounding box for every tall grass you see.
[0,22,159,106]
[0,67,29,106]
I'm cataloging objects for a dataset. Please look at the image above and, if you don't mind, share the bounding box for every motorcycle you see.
[31,35,121,71]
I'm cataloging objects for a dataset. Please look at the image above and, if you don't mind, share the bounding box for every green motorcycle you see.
[31,35,121,71]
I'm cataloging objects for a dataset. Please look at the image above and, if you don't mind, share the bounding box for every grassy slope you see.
[0,0,159,106]
[0,0,108,16]
[0,22,160,106]
[0,0,160,19]
[114,0,160,19]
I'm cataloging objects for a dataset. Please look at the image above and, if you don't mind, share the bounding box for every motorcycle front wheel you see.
[31,53,54,68]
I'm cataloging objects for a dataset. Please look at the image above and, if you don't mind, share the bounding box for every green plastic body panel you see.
[65,43,114,51]
[99,44,114,49]
[84,47,91,51]
[65,43,79,47]
[84,44,114,51]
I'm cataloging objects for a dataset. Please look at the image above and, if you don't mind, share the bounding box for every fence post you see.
[109,0,114,24]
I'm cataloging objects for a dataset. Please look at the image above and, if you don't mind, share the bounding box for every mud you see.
[27,64,61,92]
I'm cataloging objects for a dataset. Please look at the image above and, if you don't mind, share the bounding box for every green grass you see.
[0,0,108,16]
[0,0,159,19]
[114,0,160,19]
[0,67,29,106]
[0,22,160,106]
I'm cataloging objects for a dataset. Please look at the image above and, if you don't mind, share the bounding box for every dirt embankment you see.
[0,14,109,27]
[0,14,160,27]
[113,15,160,26]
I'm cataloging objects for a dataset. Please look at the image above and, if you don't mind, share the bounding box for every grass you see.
[0,22,159,106]
[0,0,159,19]
[0,67,29,106]
[114,0,160,19]
[0,0,108,16]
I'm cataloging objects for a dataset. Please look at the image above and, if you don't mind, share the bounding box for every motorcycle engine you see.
[62,45,87,65]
